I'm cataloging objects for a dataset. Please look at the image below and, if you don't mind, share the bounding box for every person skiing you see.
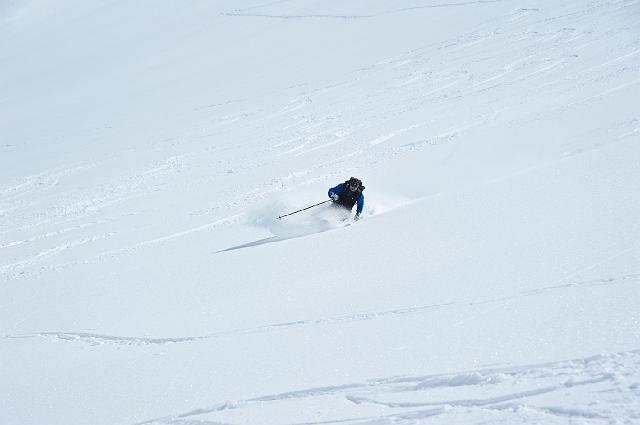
[328,177,365,220]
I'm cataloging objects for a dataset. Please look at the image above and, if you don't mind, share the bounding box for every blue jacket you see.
[328,183,364,214]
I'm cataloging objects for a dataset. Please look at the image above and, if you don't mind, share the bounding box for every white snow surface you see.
[1,1,640,424]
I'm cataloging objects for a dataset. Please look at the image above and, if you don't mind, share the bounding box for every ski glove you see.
[330,193,339,201]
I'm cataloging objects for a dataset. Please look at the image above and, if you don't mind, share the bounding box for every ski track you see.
[13,271,639,348]
[1,154,190,236]
[0,213,244,283]
[222,0,507,20]
[222,12,373,20]
[135,349,640,425]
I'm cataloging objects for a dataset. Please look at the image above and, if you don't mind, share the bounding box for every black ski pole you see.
[278,199,333,219]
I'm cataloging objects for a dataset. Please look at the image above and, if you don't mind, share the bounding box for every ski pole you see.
[278,199,333,219]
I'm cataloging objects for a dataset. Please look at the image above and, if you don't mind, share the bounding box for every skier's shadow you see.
[213,219,352,254]
[213,236,285,253]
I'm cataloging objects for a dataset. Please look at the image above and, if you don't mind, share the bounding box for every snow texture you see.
[1,0,639,424]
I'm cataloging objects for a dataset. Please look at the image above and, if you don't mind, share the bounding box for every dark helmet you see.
[347,177,363,190]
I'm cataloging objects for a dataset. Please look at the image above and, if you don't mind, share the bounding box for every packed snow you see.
[1,1,639,424]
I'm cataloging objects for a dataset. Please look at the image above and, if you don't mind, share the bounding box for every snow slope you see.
[1,1,639,424]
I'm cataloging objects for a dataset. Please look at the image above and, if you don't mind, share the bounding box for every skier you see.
[328,177,365,220]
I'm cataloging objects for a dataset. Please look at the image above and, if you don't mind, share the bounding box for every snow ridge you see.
[12,271,637,347]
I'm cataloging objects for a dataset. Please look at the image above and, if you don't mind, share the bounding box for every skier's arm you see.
[356,193,364,214]
[328,183,344,198]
